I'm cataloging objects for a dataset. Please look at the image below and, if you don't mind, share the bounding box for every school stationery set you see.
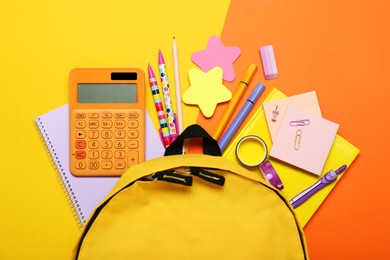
[35,35,359,258]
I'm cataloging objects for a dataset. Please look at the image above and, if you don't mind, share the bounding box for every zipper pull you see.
[190,167,225,186]
[153,170,193,186]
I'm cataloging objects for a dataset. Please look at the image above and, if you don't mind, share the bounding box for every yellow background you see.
[0,0,230,258]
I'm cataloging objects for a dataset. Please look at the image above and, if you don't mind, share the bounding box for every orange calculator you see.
[69,68,145,176]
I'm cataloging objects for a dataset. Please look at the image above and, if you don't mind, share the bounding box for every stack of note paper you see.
[263,92,339,175]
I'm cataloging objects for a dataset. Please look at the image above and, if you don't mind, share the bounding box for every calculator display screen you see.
[78,84,137,103]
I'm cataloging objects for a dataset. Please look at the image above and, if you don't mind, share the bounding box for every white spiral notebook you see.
[35,104,165,226]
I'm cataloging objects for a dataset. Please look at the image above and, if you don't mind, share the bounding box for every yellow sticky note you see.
[183,67,232,118]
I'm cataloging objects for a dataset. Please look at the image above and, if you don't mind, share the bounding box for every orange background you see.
[196,0,390,258]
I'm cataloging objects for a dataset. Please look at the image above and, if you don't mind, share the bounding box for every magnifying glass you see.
[235,135,284,190]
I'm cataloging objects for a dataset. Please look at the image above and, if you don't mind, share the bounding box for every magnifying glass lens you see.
[237,138,267,166]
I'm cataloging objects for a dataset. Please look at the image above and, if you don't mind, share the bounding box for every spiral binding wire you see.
[34,117,85,227]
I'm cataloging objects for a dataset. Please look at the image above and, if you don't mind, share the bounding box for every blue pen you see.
[218,83,265,152]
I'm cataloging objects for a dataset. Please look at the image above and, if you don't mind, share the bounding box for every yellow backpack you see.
[74,125,309,260]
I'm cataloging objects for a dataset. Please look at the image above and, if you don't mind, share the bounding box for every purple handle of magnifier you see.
[259,160,284,190]
[289,165,347,208]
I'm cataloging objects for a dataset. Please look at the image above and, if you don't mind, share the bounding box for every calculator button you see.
[72,108,144,175]
[75,131,86,139]
[75,161,86,170]
[88,140,99,149]
[75,113,86,119]
[115,113,126,118]
[128,130,139,139]
[128,120,139,128]
[88,130,99,139]
[88,113,99,119]
[115,120,126,129]
[88,120,99,129]
[75,150,86,159]
[75,120,86,129]
[75,140,86,149]
[128,151,139,166]
[128,140,139,149]
[101,150,113,159]
[102,112,112,119]
[114,161,126,169]
[128,112,139,118]
[114,130,126,139]
[88,150,99,159]
[88,161,99,170]
[101,130,113,139]
[115,140,126,149]
[102,120,112,129]
[102,140,113,149]
[115,150,126,159]
[102,161,113,170]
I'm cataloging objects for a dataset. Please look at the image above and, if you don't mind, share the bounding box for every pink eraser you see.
[260,45,278,80]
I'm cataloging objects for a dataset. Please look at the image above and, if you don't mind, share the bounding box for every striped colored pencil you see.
[158,50,179,141]
[147,64,171,148]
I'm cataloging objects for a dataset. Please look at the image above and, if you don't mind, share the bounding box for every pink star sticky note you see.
[192,35,241,82]
[182,67,232,118]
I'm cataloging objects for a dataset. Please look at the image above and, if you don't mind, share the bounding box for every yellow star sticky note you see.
[183,67,232,118]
